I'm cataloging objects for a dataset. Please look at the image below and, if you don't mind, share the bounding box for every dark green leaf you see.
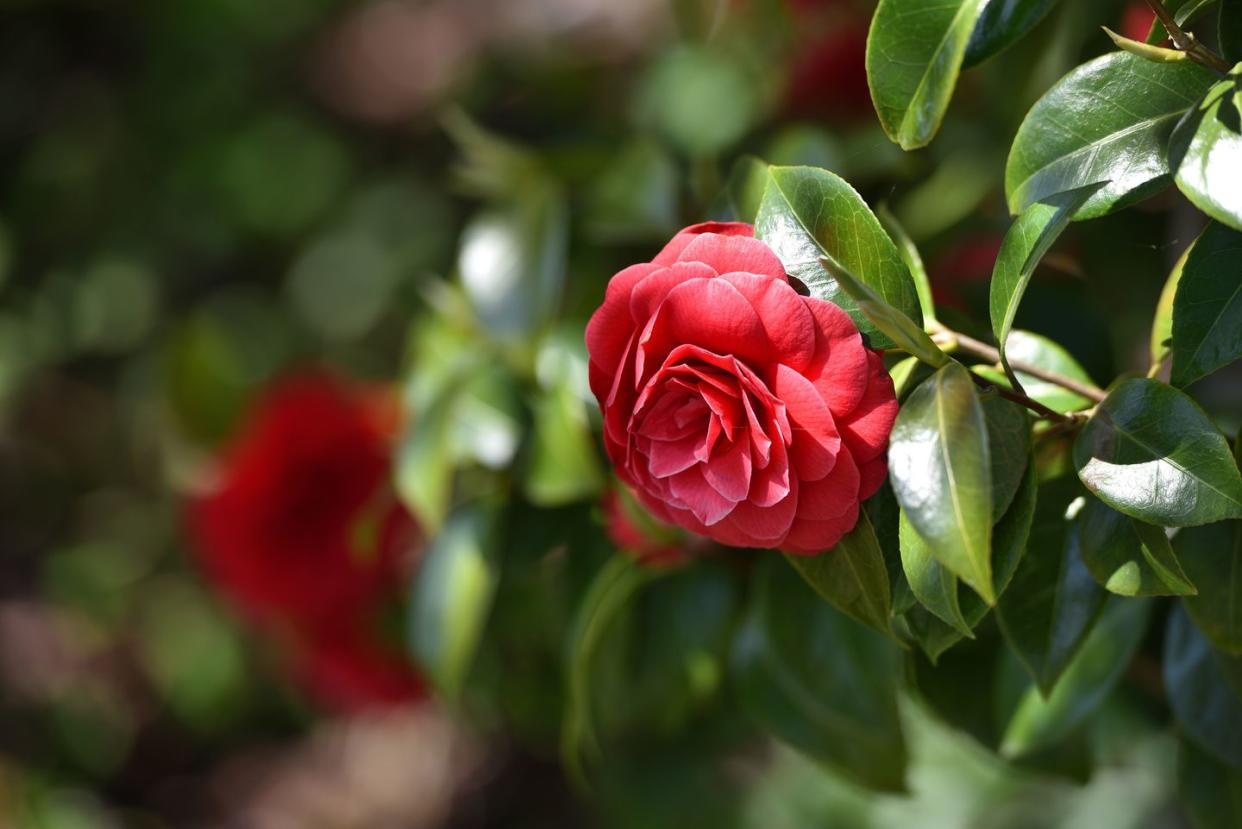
[974,330,1097,413]
[1005,53,1216,219]
[754,166,923,349]
[1177,520,1242,654]
[866,482,918,616]
[889,363,994,603]
[1073,379,1242,526]
[820,256,948,366]
[1147,0,1221,43]
[727,155,770,224]
[965,0,1062,67]
[981,393,1031,520]
[877,204,936,324]
[409,505,501,700]
[1171,220,1242,386]
[785,511,896,639]
[1179,737,1242,829]
[990,183,1105,389]
[901,512,972,636]
[731,559,907,791]
[1164,605,1242,766]
[999,597,1150,757]
[1170,67,1242,233]
[866,0,990,149]
[1080,498,1196,596]
[996,476,1106,694]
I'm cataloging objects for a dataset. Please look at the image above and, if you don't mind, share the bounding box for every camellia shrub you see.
[390,0,1242,824]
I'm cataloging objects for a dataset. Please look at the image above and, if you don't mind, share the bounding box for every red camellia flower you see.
[188,371,423,710]
[602,488,688,568]
[586,222,897,555]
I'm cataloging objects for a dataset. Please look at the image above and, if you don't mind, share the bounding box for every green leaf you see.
[996,476,1107,695]
[866,0,990,150]
[522,381,604,507]
[1170,67,1242,233]
[990,182,1105,391]
[1177,520,1242,654]
[1103,27,1191,63]
[999,597,1150,757]
[754,166,923,349]
[727,155,770,224]
[397,390,458,533]
[1225,0,1242,63]
[1079,498,1196,596]
[561,555,658,786]
[981,394,1031,520]
[1164,605,1242,766]
[1005,53,1216,220]
[820,256,948,367]
[784,511,896,639]
[877,204,936,324]
[409,505,501,700]
[731,559,908,791]
[901,513,971,636]
[1152,246,1188,364]
[964,0,1062,66]
[974,330,1097,413]
[1073,379,1242,526]
[888,363,994,604]
[1179,737,1242,829]
[1171,221,1242,386]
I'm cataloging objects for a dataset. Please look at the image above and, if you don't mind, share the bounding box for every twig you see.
[965,370,1078,423]
[930,327,1108,405]
[1145,0,1234,73]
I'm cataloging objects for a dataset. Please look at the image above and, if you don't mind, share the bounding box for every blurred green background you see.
[1,0,1239,826]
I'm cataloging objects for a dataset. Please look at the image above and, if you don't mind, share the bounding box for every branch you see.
[930,327,1108,405]
[1145,0,1233,73]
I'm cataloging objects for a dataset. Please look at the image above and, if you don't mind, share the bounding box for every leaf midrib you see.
[936,373,990,595]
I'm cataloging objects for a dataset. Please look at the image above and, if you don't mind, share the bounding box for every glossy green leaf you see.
[999,597,1150,757]
[866,0,989,150]
[981,394,1031,520]
[991,185,1104,389]
[1152,246,1188,364]
[1179,737,1242,829]
[731,559,907,791]
[965,0,1062,66]
[409,505,501,700]
[901,512,971,636]
[1080,498,1196,596]
[1073,379,1242,526]
[1171,67,1242,233]
[1171,221,1242,386]
[888,363,994,604]
[1164,605,1242,766]
[1005,53,1216,219]
[878,205,935,324]
[754,166,922,349]
[561,555,658,785]
[1177,520,1242,654]
[974,330,1097,413]
[785,511,896,639]
[820,256,948,367]
[996,476,1106,694]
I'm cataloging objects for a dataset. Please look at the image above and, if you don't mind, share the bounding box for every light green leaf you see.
[1079,498,1197,596]
[1170,67,1242,233]
[964,0,1062,66]
[888,363,994,603]
[1177,519,1242,654]
[1164,605,1242,766]
[1103,26,1190,63]
[901,512,971,636]
[731,559,908,791]
[409,505,501,700]
[754,166,922,350]
[999,598,1151,757]
[821,256,948,367]
[866,0,990,149]
[785,511,896,639]
[1152,246,1188,364]
[1006,53,1216,219]
[522,381,604,507]
[996,475,1107,695]
[1171,220,1242,386]
[1074,379,1242,526]
[974,330,1097,413]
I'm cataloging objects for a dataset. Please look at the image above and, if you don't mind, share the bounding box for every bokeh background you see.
[2,0,1240,826]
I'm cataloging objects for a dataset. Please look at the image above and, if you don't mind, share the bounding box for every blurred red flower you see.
[1121,2,1156,42]
[189,370,423,709]
[784,1,873,121]
[292,619,425,712]
[602,488,688,568]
